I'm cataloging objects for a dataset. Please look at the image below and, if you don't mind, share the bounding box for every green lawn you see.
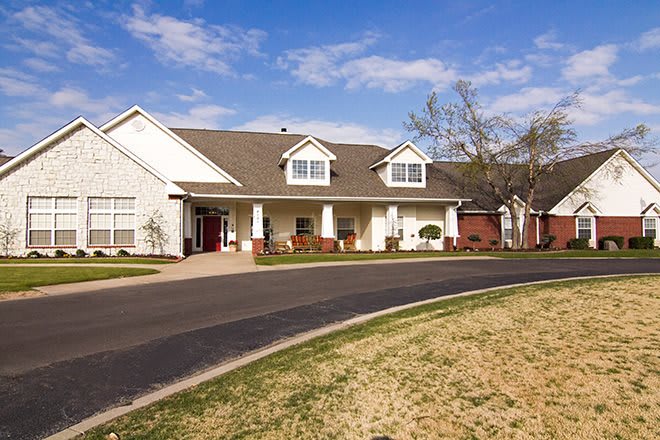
[255,249,660,265]
[0,267,159,292]
[0,257,176,265]
[85,276,660,440]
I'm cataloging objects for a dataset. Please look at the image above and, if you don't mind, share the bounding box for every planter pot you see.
[228,245,237,253]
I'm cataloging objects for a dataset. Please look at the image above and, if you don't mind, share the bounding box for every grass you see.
[255,248,660,265]
[86,275,660,440]
[0,257,176,265]
[0,267,159,292]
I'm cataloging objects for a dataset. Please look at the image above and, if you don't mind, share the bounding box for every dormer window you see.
[292,159,326,180]
[392,163,422,183]
[370,141,432,188]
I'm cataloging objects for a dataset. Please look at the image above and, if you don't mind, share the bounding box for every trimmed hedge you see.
[568,238,591,249]
[599,236,624,249]
[629,236,654,249]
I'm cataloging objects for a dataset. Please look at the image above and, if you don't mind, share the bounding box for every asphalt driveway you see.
[0,259,658,439]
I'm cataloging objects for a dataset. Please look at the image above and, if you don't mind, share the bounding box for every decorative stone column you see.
[251,203,264,255]
[321,203,335,252]
[183,201,193,256]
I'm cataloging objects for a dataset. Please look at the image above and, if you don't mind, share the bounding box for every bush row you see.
[25,249,132,259]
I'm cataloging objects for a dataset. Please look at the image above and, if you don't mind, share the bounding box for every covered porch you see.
[182,198,460,256]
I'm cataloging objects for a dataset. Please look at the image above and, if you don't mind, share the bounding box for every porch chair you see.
[343,233,357,251]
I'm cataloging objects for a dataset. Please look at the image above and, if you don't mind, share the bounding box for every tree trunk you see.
[509,203,522,250]
[521,188,535,250]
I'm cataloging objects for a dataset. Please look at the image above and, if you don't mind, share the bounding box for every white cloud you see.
[489,87,565,113]
[8,38,58,58]
[638,27,660,51]
[48,87,123,120]
[233,115,402,147]
[12,5,116,69]
[123,5,267,76]
[277,34,378,87]
[470,60,532,87]
[154,105,236,128]
[23,58,60,73]
[0,68,45,97]
[533,30,564,50]
[562,44,618,82]
[176,88,208,102]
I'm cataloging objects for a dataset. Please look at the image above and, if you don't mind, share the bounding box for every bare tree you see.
[406,80,655,249]
[140,210,169,254]
[0,219,19,257]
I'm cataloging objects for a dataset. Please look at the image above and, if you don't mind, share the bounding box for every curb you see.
[44,272,658,440]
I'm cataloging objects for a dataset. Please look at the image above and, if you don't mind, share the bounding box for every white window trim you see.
[287,159,331,186]
[642,216,658,240]
[27,197,77,247]
[575,216,596,243]
[88,198,136,247]
[387,162,426,188]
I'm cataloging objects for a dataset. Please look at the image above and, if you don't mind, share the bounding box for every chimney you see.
[280,127,287,133]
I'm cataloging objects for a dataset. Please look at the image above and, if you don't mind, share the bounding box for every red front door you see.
[203,216,222,252]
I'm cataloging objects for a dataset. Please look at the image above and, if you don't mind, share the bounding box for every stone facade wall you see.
[0,126,181,256]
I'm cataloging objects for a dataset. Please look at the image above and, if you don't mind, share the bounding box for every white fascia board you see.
[642,202,660,215]
[278,135,337,166]
[0,116,186,196]
[101,105,243,186]
[369,140,432,170]
[573,201,602,215]
[189,193,470,203]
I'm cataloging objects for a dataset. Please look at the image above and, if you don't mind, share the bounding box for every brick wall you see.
[457,214,502,249]
[542,216,643,249]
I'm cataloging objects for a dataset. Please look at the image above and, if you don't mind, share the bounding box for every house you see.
[0,105,658,257]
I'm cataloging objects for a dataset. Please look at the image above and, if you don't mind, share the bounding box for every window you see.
[309,160,325,180]
[295,217,314,235]
[291,159,326,181]
[89,198,136,246]
[391,163,407,182]
[391,163,423,183]
[337,218,355,240]
[503,217,513,241]
[291,160,308,179]
[397,216,404,238]
[577,217,593,240]
[644,217,657,239]
[28,197,77,246]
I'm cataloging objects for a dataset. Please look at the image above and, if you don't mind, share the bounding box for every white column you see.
[252,203,264,239]
[445,205,459,237]
[321,203,334,238]
[183,201,193,239]
[386,204,399,237]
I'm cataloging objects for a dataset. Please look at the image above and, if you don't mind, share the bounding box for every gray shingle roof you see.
[171,129,465,200]
[0,156,13,166]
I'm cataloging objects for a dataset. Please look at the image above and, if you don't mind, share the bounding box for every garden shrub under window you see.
[629,236,654,249]
[568,238,590,249]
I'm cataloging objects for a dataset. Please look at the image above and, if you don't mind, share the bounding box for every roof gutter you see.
[188,193,472,204]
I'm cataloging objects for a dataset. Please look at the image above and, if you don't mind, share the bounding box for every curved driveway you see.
[1,258,658,439]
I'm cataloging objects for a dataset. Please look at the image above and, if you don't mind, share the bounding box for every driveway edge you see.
[44,272,658,440]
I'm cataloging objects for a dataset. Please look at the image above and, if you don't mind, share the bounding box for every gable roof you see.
[278,135,336,166]
[171,128,465,201]
[432,149,620,212]
[0,117,186,195]
[101,105,242,186]
[369,140,432,169]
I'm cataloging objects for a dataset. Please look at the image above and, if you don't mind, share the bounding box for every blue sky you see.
[1,0,660,178]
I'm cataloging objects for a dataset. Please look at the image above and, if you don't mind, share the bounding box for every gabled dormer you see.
[369,141,433,188]
[278,136,336,186]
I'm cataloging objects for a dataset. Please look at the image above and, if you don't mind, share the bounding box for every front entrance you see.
[202,215,229,252]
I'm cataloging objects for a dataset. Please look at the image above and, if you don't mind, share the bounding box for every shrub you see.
[467,234,481,243]
[54,249,68,258]
[488,239,499,249]
[599,236,624,250]
[385,236,400,251]
[26,250,42,258]
[568,238,590,249]
[116,249,130,257]
[629,236,654,249]
[92,250,107,257]
[418,224,443,250]
[541,234,556,249]
[75,249,86,258]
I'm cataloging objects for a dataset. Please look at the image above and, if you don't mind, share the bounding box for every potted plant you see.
[228,240,238,252]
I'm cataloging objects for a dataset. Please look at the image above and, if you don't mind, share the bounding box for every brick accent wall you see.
[184,238,193,256]
[251,238,264,255]
[597,217,642,249]
[0,126,182,256]
[457,214,502,249]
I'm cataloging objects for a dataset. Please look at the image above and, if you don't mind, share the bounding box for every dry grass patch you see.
[87,276,660,440]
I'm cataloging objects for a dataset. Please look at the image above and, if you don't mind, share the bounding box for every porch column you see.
[444,204,459,251]
[321,203,334,252]
[183,201,193,256]
[386,205,399,237]
[251,203,264,255]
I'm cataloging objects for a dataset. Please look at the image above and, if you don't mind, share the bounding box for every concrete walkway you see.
[34,252,257,296]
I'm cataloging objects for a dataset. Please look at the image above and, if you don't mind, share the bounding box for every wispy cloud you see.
[23,58,60,73]
[562,44,618,82]
[533,30,564,50]
[0,68,45,97]
[154,104,236,128]
[234,114,402,147]
[122,4,267,76]
[11,5,116,69]
[470,60,532,86]
[637,27,660,51]
[176,88,208,102]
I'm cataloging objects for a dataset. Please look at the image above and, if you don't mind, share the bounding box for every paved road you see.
[0,259,658,439]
